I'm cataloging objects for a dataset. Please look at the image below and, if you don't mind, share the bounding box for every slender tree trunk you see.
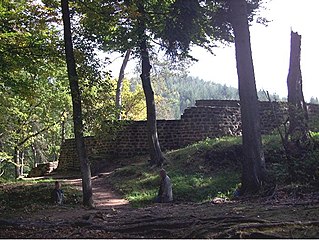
[229,0,266,194]
[116,49,131,120]
[31,144,37,167]
[61,118,66,144]
[137,3,165,167]
[61,0,94,207]
[287,31,309,144]
[19,151,24,176]
[14,146,20,179]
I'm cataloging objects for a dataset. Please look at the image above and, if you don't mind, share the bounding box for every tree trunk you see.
[61,0,94,207]
[61,118,66,144]
[14,146,20,179]
[287,31,309,144]
[116,49,131,120]
[19,151,24,176]
[229,0,266,194]
[31,144,37,167]
[137,3,165,167]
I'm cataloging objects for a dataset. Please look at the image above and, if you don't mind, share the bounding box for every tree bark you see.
[31,144,37,167]
[116,49,131,120]
[229,0,266,194]
[287,31,309,144]
[19,151,24,176]
[61,0,94,207]
[61,118,66,144]
[137,3,165,167]
[14,146,20,179]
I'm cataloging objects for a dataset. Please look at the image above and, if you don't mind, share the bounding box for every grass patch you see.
[171,171,239,202]
[109,137,243,207]
[108,134,319,207]
[0,180,82,216]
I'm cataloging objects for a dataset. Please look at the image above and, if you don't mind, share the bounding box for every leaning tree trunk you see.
[229,0,266,194]
[61,0,93,207]
[137,3,165,167]
[287,31,309,144]
[116,49,131,120]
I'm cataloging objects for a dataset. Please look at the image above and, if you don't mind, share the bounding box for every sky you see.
[107,0,319,101]
[188,0,319,101]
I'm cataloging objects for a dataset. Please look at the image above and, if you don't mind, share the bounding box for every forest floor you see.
[1,165,319,239]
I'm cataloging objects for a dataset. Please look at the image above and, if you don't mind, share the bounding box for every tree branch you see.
[17,110,66,147]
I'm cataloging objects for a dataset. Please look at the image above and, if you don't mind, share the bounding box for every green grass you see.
[108,134,319,207]
[108,137,243,207]
[0,180,82,215]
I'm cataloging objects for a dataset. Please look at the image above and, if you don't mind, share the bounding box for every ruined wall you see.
[58,100,319,171]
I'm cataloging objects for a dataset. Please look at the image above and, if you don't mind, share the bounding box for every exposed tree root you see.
[1,201,319,239]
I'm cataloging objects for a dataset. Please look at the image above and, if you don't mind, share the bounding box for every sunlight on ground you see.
[62,172,130,208]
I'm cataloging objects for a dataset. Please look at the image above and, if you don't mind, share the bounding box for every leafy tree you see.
[82,77,147,134]
[61,0,93,207]
[119,79,147,120]
[75,0,264,166]
[0,0,72,178]
[76,0,177,166]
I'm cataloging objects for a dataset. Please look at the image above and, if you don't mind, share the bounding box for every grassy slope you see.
[108,133,319,207]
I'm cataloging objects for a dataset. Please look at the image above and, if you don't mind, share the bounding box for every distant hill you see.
[130,75,282,119]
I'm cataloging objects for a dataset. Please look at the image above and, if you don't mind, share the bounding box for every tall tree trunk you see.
[31,144,37,167]
[137,3,165,167]
[287,31,309,144]
[61,0,94,207]
[116,49,131,120]
[14,146,20,179]
[61,118,66,144]
[229,0,266,194]
[19,151,24,176]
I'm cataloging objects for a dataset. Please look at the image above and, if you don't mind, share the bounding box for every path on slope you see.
[65,171,130,209]
[26,168,130,223]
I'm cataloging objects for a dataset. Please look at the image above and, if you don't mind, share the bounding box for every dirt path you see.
[63,171,129,209]
[24,170,131,223]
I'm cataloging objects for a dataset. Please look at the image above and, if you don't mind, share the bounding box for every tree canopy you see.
[0,0,72,177]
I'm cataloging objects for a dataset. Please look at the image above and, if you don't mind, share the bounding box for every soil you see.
[1,167,319,238]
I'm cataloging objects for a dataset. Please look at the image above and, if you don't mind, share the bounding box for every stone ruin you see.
[57,100,319,172]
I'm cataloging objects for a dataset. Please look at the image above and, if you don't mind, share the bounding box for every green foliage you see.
[263,134,319,186]
[171,171,239,202]
[0,0,74,178]
[82,77,147,136]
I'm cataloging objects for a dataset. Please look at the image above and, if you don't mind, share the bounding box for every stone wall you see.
[57,100,319,171]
